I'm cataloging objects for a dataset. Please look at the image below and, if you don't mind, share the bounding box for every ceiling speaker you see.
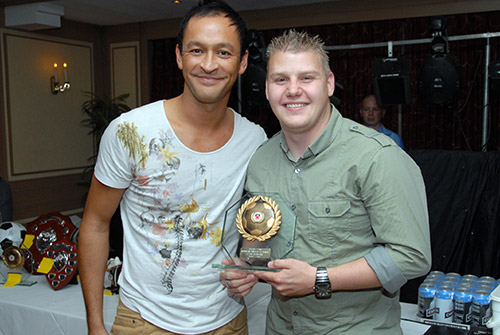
[419,54,461,105]
[371,57,412,106]
[5,3,64,31]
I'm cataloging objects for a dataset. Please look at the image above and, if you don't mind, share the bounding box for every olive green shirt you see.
[246,106,431,335]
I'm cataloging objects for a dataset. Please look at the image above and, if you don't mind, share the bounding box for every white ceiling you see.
[45,0,338,26]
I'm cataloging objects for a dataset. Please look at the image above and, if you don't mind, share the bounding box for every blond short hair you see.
[266,29,331,76]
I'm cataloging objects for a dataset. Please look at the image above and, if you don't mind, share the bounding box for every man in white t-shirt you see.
[78,1,267,334]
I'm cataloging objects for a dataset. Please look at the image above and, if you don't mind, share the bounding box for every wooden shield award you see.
[23,212,77,274]
[213,192,296,271]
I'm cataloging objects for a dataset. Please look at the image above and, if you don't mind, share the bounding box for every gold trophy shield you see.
[213,192,296,272]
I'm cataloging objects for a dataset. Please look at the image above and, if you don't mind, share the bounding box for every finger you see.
[229,274,256,287]
[231,282,256,297]
[222,258,233,265]
[269,259,290,269]
[221,270,251,281]
[254,271,276,283]
[227,277,258,297]
[220,272,244,288]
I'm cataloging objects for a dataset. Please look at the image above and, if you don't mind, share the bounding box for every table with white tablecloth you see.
[0,276,429,335]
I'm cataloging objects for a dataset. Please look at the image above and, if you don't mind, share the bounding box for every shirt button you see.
[325,207,330,214]
[294,168,301,174]
[293,311,299,316]
[291,204,296,210]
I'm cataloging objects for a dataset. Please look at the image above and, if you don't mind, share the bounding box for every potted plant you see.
[79,92,131,192]
[80,92,131,258]
[81,92,131,161]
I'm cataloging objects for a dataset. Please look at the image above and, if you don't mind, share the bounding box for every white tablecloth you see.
[0,275,428,335]
[0,276,117,335]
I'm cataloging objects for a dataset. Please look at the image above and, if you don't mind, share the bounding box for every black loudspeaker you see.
[241,62,267,107]
[241,29,268,108]
[419,54,461,105]
[371,57,412,106]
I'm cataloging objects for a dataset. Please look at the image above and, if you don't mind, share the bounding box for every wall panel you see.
[2,30,93,180]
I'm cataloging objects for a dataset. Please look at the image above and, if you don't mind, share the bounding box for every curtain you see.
[148,11,500,304]
[400,150,500,303]
[150,38,184,101]
[150,11,500,150]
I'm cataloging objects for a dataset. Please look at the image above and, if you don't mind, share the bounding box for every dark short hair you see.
[360,93,385,109]
[177,0,248,58]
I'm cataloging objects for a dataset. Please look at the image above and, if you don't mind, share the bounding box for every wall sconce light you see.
[51,62,70,94]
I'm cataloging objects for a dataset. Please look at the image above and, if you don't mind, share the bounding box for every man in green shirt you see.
[222,30,431,334]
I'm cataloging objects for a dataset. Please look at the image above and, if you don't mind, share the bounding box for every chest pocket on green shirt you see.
[308,199,351,246]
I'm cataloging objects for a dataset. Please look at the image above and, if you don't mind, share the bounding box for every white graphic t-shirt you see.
[95,100,267,334]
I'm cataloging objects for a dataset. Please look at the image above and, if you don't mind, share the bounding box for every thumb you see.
[267,260,276,269]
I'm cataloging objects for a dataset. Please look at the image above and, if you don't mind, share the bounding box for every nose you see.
[200,52,218,73]
[286,78,302,96]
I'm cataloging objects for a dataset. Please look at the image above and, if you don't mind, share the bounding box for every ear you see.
[238,50,249,75]
[175,44,183,70]
[327,71,335,97]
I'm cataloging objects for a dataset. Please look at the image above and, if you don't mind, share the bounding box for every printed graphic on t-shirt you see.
[116,121,224,294]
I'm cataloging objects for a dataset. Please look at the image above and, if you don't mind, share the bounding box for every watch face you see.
[315,283,332,299]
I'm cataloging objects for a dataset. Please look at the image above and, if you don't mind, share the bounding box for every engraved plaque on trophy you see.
[212,192,296,272]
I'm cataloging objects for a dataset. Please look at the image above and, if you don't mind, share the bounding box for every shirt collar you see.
[279,104,342,160]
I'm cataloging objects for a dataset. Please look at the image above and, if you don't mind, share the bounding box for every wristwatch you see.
[314,267,332,299]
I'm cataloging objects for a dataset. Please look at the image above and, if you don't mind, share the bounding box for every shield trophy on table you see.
[212,192,296,272]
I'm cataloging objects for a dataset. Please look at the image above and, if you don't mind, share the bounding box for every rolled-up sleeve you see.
[365,245,406,294]
[361,145,432,293]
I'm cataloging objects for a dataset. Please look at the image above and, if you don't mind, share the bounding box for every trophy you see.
[212,192,296,272]
[0,221,37,286]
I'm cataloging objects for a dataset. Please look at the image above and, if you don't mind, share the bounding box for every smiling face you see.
[266,51,334,138]
[176,15,248,105]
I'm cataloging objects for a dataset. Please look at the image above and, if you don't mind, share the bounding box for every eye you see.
[218,50,231,57]
[189,48,203,54]
[301,74,317,82]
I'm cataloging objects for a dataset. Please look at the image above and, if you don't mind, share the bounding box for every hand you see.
[254,259,316,297]
[219,258,259,297]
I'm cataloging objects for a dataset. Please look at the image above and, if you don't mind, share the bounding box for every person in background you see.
[78,1,267,334]
[222,29,431,335]
[359,93,405,149]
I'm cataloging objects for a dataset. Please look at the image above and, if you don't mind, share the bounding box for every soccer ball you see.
[242,202,274,236]
[0,221,27,255]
